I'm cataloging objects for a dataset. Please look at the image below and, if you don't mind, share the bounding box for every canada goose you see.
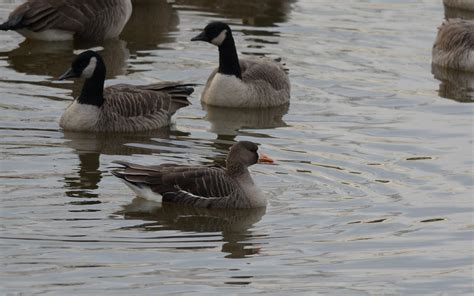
[0,0,132,41]
[58,50,194,133]
[112,141,275,209]
[191,22,290,108]
[432,19,474,72]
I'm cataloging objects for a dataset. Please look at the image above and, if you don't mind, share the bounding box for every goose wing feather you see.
[103,84,172,118]
[112,162,238,207]
[3,0,125,33]
[240,57,290,91]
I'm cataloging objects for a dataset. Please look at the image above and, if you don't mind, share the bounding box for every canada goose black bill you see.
[112,141,274,209]
[0,0,132,41]
[58,50,194,133]
[191,22,290,108]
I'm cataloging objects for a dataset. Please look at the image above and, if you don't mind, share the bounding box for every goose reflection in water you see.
[121,0,178,52]
[62,129,189,200]
[203,103,289,136]
[120,198,267,258]
[432,64,474,102]
[2,38,129,90]
[175,0,295,27]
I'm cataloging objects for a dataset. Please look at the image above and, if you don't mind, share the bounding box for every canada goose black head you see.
[59,50,107,107]
[191,21,233,47]
[59,50,106,81]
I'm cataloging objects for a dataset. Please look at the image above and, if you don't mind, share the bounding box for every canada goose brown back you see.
[0,0,132,41]
[432,19,474,72]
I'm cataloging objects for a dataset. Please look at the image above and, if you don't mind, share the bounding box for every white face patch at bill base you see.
[82,57,97,79]
[211,30,227,46]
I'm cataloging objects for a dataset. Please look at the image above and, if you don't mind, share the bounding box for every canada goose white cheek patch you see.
[211,30,227,46]
[82,57,97,79]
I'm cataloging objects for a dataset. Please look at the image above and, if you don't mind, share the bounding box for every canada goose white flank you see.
[112,141,275,209]
[191,22,290,108]
[432,19,474,72]
[59,50,194,133]
[0,0,132,41]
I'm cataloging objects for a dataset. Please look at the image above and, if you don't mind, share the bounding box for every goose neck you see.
[218,36,242,79]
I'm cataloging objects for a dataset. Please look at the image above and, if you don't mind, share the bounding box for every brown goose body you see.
[0,0,132,41]
[112,141,273,209]
[432,19,474,72]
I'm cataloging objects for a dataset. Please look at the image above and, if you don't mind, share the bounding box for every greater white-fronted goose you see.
[432,19,474,72]
[0,0,132,41]
[191,22,290,108]
[112,141,274,209]
[58,50,194,132]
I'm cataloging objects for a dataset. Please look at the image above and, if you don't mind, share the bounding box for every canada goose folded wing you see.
[240,58,289,91]
[112,162,238,207]
[103,83,192,118]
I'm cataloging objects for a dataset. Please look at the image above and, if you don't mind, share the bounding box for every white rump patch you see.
[121,180,163,202]
[211,30,227,46]
[82,57,97,79]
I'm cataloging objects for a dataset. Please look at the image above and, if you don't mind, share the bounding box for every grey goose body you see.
[432,19,474,72]
[112,141,274,209]
[0,0,132,41]
[191,22,290,108]
[59,50,194,133]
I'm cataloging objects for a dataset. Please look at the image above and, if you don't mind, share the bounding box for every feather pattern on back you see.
[0,0,132,41]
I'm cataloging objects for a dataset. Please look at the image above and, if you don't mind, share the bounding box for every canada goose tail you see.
[170,96,191,115]
[165,84,196,114]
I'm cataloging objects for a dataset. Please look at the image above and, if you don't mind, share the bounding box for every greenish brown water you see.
[0,0,473,294]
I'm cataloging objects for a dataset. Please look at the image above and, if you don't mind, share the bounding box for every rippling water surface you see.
[1,0,473,294]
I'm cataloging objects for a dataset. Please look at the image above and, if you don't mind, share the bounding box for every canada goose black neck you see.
[78,58,106,107]
[218,33,242,79]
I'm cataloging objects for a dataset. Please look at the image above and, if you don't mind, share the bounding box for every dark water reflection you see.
[203,103,289,136]
[176,0,296,27]
[122,0,178,52]
[2,38,129,81]
[432,64,474,102]
[121,198,266,258]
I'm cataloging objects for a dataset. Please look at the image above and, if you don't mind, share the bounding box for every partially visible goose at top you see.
[191,22,290,108]
[58,50,194,133]
[0,0,132,41]
[432,19,474,72]
[112,141,275,209]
